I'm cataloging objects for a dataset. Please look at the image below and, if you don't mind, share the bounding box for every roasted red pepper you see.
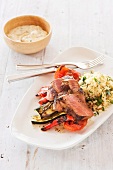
[36,86,48,98]
[54,65,69,79]
[54,65,80,80]
[66,115,74,121]
[63,119,88,132]
[71,69,81,81]
[39,97,48,105]
[41,119,59,131]
[41,115,67,131]
[41,114,87,132]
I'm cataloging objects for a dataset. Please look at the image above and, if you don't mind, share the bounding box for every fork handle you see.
[7,68,56,83]
[16,62,77,70]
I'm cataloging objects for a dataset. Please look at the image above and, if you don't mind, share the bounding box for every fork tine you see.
[89,55,104,64]
[88,56,105,67]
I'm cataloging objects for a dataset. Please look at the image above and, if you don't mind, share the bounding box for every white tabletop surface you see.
[1,0,113,169]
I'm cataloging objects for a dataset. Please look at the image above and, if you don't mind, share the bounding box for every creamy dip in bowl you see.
[3,15,52,54]
[7,25,48,42]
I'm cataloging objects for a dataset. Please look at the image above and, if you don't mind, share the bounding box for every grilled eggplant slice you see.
[31,111,66,124]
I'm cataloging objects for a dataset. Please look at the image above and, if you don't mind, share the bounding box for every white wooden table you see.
[1,0,113,169]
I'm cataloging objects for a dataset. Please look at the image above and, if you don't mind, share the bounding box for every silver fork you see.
[7,56,105,82]
[16,55,105,70]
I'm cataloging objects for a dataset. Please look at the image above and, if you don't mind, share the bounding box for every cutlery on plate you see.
[16,55,105,70]
[7,55,104,83]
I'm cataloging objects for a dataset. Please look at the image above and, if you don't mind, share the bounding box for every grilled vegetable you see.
[54,65,69,79]
[36,86,48,97]
[31,111,66,124]
[39,97,48,105]
[35,102,53,118]
[41,115,87,131]
[41,114,83,131]
[63,119,88,131]
[41,115,67,131]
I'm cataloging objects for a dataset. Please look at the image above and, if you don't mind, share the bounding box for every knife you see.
[7,67,56,83]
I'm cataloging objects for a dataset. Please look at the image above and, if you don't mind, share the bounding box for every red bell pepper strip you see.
[39,97,48,105]
[36,86,48,98]
[41,115,67,131]
[41,119,59,131]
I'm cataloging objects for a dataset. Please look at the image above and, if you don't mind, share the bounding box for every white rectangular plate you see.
[11,47,113,150]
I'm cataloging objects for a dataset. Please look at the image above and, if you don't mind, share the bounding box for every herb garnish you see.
[94,77,101,84]
[96,95,103,106]
[94,111,99,116]
[83,76,86,82]
[106,90,111,96]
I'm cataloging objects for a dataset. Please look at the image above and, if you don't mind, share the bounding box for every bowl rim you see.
[3,14,52,44]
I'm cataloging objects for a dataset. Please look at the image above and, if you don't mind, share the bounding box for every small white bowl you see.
[3,15,52,54]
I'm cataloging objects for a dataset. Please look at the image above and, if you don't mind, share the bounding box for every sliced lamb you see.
[63,93,93,117]
[65,108,84,121]
[52,78,63,93]
[47,76,93,119]
[53,99,63,112]
[74,89,86,103]
[46,87,57,101]
[68,79,80,93]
